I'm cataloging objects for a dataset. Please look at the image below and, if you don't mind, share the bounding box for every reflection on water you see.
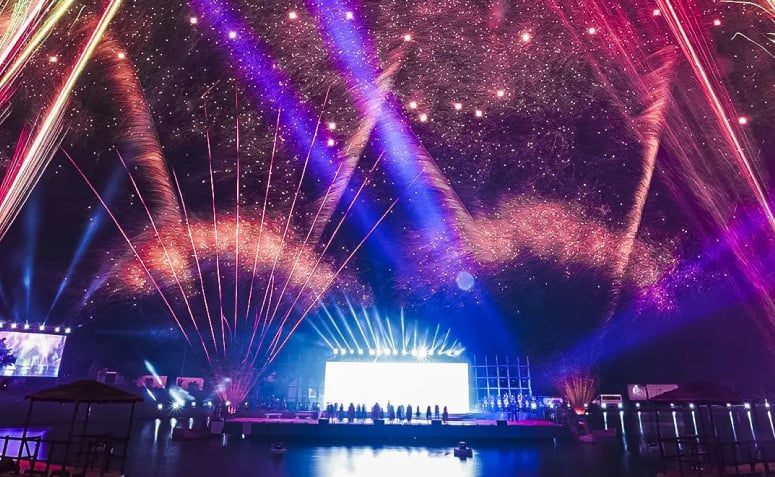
[311,446,480,477]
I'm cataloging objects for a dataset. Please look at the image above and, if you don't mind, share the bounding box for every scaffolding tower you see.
[470,356,533,407]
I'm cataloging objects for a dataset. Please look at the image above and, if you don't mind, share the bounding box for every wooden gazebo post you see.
[120,401,137,475]
[17,399,34,461]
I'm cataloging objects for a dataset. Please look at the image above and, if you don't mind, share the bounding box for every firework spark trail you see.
[63,148,192,345]
[310,43,407,242]
[0,0,73,101]
[254,88,330,339]
[234,92,240,334]
[0,0,122,243]
[97,31,180,220]
[262,161,344,333]
[267,182,411,363]
[243,108,281,324]
[0,0,46,72]
[116,151,211,362]
[658,0,775,231]
[172,169,219,356]
[257,154,382,353]
[204,106,226,354]
[252,154,385,362]
[310,0,474,241]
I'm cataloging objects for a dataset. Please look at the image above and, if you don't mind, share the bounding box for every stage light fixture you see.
[23,323,30,330]
[54,327,61,333]
[340,348,347,355]
[64,328,71,334]
[401,350,407,356]
[191,401,197,407]
[357,349,363,355]
[333,349,339,355]
[368,349,375,356]
[0,322,4,328]
[157,404,163,410]
[39,325,45,331]
[349,349,355,355]
[10,323,17,329]
[392,349,398,356]
[172,401,180,409]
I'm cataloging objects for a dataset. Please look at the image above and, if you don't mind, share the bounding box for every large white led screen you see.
[0,332,67,378]
[323,361,469,413]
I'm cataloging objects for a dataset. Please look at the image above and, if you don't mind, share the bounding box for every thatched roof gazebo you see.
[20,380,142,476]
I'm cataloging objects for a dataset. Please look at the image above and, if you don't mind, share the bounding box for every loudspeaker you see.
[373,419,385,425]
[318,418,329,424]
[496,420,507,427]
[431,419,442,426]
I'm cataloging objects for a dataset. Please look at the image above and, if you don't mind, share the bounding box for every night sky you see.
[0,0,774,390]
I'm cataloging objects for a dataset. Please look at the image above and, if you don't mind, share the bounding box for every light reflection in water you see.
[153,418,160,443]
[169,418,177,439]
[691,411,698,436]
[619,411,627,452]
[728,411,737,441]
[310,446,481,477]
[747,411,756,441]
[768,410,775,439]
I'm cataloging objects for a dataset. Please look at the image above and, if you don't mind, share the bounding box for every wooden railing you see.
[0,433,129,476]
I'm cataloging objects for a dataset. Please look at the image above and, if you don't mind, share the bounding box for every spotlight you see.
[496,89,505,97]
[288,10,298,20]
[157,404,163,411]
[191,401,197,408]
[587,27,597,35]
[401,350,407,356]
[327,138,335,147]
[189,16,198,25]
[328,122,336,130]
[652,8,661,16]
[453,102,463,110]
[636,403,640,409]
[333,349,339,355]
[0,322,3,328]
[10,323,17,329]
[23,323,30,330]
[419,113,428,122]
[345,11,354,20]
[617,402,623,410]
[54,327,61,333]
[117,52,126,59]
[713,18,721,26]
[357,349,363,355]
[521,32,531,43]
[49,56,58,63]
[408,101,418,110]
[225,401,232,407]
[228,31,237,39]
[689,403,695,409]
[475,109,483,118]
[375,349,382,357]
[738,116,748,125]
[745,403,751,410]
[39,325,45,331]
[403,34,412,42]
[392,349,398,356]
[368,349,375,356]
[65,327,71,334]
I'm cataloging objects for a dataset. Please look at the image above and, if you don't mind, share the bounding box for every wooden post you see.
[120,402,136,475]
[63,402,80,471]
[17,399,34,462]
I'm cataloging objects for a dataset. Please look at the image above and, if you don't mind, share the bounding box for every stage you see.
[218,416,566,443]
